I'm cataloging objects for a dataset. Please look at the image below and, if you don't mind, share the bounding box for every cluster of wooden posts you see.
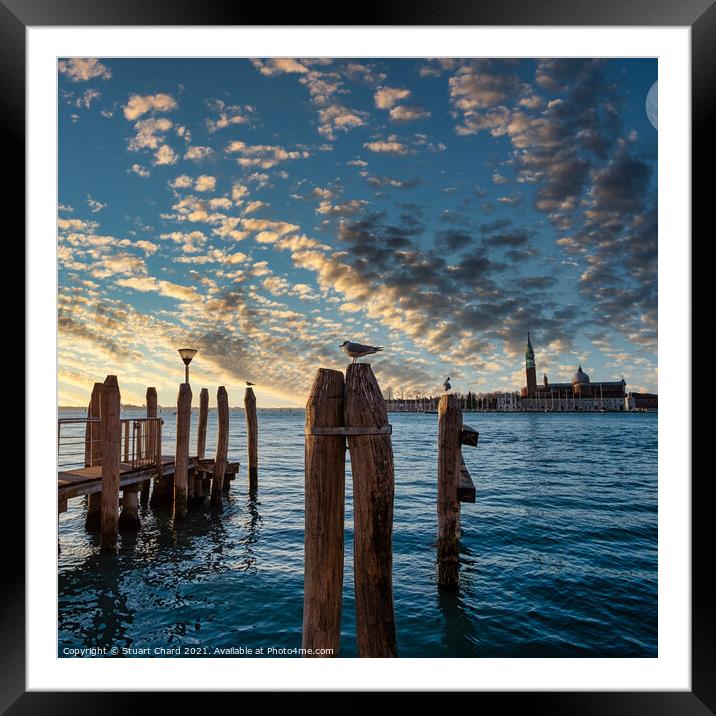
[64,365,479,657]
[74,374,259,553]
[301,365,477,657]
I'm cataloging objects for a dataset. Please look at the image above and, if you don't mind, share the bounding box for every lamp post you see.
[178,348,198,384]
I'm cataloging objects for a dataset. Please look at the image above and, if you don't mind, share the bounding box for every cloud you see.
[225,141,309,169]
[117,276,200,301]
[153,145,178,166]
[58,58,112,82]
[205,100,255,132]
[251,58,310,76]
[374,87,411,109]
[389,105,430,122]
[130,163,150,178]
[86,195,106,213]
[160,230,208,253]
[75,89,102,109]
[170,174,194,189]
[123,93,177,121]
[194,175,217,192]
[128,117,173,151]
[184,146,214,161]
[317,105,368,141]
[363,140,411,156]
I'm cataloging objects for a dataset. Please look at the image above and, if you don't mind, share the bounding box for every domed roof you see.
[572,365,590,384]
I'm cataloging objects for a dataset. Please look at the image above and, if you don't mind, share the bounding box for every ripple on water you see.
[58,410,657,657]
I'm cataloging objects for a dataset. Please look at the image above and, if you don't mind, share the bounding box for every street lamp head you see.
[178,348,198,366]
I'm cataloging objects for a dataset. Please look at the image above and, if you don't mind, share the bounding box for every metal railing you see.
[58,417,163,472]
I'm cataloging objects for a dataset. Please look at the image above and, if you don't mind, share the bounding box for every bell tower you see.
[525,332,537,398]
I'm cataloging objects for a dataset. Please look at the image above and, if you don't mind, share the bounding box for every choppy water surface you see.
[58,410,657,657]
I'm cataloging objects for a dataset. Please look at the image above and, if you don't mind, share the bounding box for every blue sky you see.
[58,58,657,407]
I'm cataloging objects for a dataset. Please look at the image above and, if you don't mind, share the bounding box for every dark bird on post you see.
[246,381,255,386]
[339,340,384,364]
[443,376,451,392]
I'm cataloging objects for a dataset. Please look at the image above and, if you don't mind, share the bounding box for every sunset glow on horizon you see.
[58,58,657,408]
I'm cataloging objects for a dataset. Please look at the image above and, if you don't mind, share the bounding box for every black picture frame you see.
[8,0,705,709]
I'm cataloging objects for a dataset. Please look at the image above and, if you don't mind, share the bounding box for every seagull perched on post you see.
[339,340,384,364]
[443,376,452,392]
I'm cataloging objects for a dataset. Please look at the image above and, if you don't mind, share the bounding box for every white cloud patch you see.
[130,163,150,178]
[194,175,217,192]
[123,93,177,121]
[389,105,430,122]
[86,195,106,213]
[317,105,368,141]
[374,86,411,109]
[184,146,215,161]
[58,58,112,83]
[225,141,309,169]
[251,58,310,76]
[153,145,178,166]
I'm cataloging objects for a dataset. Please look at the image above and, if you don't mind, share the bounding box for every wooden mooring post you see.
[141,387,157,504]
[345,364,398,657]
[210,386,229,507]
[302,369,346,657]
[437,394,462,587]
[150,391,173,508]
[437,395,478,588]
[100,375,121,552]
[195,387,209,497]
[118,485,141,532]
[244,387,258,491]
[174,382,192,520]
[84,381,103,531]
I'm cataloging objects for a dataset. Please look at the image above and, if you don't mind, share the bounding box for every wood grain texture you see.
[437,394,462,587]
[345,363,397,657]
[244,387,258,491]
[210,386,229,507]
[302,369,345,657]
[100,375,121,552]
[174,382,192,520]
[141,387,157,504]
[197,387,209,459]
[84,383,103,531]
[85,382,103,467]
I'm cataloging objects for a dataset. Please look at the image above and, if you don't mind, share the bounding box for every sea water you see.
[58,409,657,658]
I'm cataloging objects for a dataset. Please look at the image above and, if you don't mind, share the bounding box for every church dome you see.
[572,365,590,384]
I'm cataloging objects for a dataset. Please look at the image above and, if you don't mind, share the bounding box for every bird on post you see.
[339,340,384,364]
[246,381,255,386]
[443,376,452,392]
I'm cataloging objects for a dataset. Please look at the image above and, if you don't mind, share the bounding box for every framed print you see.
[12,0,706,709]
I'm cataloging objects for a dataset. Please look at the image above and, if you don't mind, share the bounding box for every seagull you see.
[339,340,384,364]
[443,376,451,392]
[246,381,255,386]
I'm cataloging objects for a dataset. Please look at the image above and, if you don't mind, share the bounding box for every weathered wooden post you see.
[244,387,258,491]
[123,421,130,463]
[195,387,209,497]
[141,387,157,504]
[210,386,229,507]
[345,363,398,657]
[84,382,103,531]
[174,382,192,520]
[118,485,141,532]
[302,369,346,657]
[437,394,462,587]
[100,375,121,552]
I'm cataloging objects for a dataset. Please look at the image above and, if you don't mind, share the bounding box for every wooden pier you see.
[58,456,239,513]
[58,376,241,550]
